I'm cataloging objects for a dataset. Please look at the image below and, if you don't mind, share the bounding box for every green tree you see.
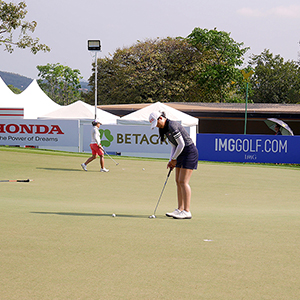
[37,63,83,105]
[186,28,249,102]
[224,68,255,103]
[0,1,50,54]
[249,49,300,103]
[86,38,206,105]
[8,84,21,94]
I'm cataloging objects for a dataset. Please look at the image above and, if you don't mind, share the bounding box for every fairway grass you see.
[1,148,300,299]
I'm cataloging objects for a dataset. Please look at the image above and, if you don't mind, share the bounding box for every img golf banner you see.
[197,134,300,164]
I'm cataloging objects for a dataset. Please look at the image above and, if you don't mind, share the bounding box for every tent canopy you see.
[40,100,120,124]
[117,102,198,127]
[0,76,18,107]
[1,78,59,119]
[0,79,60,119]
[15,79,61,119]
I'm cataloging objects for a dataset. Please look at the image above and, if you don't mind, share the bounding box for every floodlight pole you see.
[244,82,249,135]
[241,69,254,135]
[87,40,101,120]
[94,51,98,120]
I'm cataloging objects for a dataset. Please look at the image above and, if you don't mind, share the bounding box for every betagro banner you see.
[0,119,79,148]
[82,124,182,158]
[197,134,300,164]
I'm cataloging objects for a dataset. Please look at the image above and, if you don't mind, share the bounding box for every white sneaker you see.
[166,209,181,217]
[173,210,192,219]
[100,168,109,172]
[81,163,87,171]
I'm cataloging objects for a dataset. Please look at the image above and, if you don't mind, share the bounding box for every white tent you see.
[0,76,18,107]
[117,102,198,127]
[15,79,61,119]
[40,100,120,124]
[117,102,198,144]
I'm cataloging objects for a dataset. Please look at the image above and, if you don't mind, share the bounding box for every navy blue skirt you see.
[176,144,198,170]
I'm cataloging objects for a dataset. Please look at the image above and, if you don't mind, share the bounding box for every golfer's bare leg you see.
[85,155,96,165]
[176,168,184,211]
[176,168,193,212]
[99,155,105,169]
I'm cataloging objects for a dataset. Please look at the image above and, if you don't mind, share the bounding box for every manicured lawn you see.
[1,147,300,299]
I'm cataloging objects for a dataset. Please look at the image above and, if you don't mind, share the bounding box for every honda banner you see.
[0,119,79,148]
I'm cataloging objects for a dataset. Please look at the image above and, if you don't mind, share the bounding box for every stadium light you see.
[88,40,101,51]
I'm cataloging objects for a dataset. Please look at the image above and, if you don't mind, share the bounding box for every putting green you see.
[0,147,300,299]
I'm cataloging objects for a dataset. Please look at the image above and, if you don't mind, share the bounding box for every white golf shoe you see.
[81,163,87,171]
[173,210,192,219]
[100,168,109,172]
[166,209,181,217]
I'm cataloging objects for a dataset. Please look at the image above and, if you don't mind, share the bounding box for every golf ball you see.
[149,215,156,218]
[112,214,116,217]
[142,168,145,171]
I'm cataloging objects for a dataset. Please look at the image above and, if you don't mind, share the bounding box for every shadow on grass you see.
[36,167,86,172]
[31,211,149,218]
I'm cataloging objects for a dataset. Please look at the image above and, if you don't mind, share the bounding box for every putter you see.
[102,147,119,165]
[0,179,32,183]
[149,168,172,218]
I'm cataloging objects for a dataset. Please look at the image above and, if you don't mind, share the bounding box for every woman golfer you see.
[149,111,198,219]
[81,121,109,172]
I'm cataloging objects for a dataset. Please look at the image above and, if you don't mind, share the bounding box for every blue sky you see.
[1,0,300,81]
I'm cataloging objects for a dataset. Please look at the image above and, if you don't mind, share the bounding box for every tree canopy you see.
[8,84,21,94]
[248,49,300,104]
[37,63,82,105]
[0,0,50,54]
[86,37,207,105]
[186,27,249,102]
[85,29,250,105]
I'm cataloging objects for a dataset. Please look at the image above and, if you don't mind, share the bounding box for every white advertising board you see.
[82,124,194,158]
[0,119,79,151]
